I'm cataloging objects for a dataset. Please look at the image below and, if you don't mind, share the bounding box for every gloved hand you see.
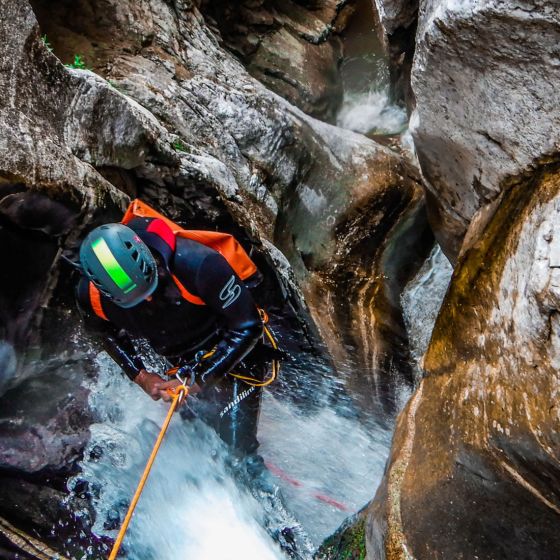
[134,369,165,401]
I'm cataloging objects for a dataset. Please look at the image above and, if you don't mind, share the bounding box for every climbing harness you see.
[228,309,280,388]
[169,308,281,388]
[108,377,190,560]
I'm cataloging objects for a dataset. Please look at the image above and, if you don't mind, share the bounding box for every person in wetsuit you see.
[76,215,267,454]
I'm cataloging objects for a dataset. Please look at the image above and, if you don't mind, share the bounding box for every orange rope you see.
[108,385,188,560]
[109,310,278,557]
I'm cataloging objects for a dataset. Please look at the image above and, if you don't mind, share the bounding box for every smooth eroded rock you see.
[368,161,560,559]
[198,0,348,121]
[410,0,560,261]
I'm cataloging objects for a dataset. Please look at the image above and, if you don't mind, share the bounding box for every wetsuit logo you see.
[220,386,256,418]
[219,275,241,309]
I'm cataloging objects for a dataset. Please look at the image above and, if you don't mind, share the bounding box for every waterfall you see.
[71,349,393,558]
[336,0,407,136]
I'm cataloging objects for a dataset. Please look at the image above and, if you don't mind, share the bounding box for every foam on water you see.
[72,348,393,559]
[74,354,285,559]
[336,0,407,137]
[259,393,391,545]
[337,89,407,136]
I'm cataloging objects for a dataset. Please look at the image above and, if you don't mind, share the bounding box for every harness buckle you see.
[175,364,196,388]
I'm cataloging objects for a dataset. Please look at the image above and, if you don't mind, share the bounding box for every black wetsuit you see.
[76,217,266,453]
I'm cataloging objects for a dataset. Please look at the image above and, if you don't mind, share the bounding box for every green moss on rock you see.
[315,514,367,560]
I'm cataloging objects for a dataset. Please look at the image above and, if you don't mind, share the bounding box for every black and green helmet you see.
[79,224,158,308]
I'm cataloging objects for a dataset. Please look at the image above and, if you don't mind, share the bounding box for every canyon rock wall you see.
[411,0,560,262]
[0,0,424,553]
[2,0,423,374]
[364,1,560,558]
[199,0,353,122]
[369,160,560,560]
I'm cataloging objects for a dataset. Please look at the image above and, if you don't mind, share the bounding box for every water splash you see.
[72,354,286,559]
[399,128,419,165]
[337,89,407,136]
[259,393,391,545]
[336,0,407,137]
[71,346,393,558]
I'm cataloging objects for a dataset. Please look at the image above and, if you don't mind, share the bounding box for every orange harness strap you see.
[89,283,109,321]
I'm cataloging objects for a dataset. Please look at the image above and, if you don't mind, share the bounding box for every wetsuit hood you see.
[127,217,176,269]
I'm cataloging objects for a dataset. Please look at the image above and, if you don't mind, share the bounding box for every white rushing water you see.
[337,89,407,136]
[74,354,286,559]
[259,392,391,545]
[71,350,392,559]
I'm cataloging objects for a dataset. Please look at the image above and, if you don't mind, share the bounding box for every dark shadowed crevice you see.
[0,184,80,352]
[386,17,418,110]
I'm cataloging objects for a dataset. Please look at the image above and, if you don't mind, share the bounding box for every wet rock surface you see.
[0,0,423,556]
[304,182,433,414]
[368,162,560,559]
[358,2,560,558]
[199,0,350,121]
[24,0,423,400]
[0,361,92,474]
[410,0,560,261]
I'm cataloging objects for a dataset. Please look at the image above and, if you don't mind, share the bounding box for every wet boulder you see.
[0,362,92,475]
[247,25,343,122]
[410,0,560,262]
[368,162,560,559]
[198,0,349,122]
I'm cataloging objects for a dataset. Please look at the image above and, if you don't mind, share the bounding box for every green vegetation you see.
[41,35,53,52]
[172,139,188,153]
[315,516,367,560]
[65,54,88,70]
